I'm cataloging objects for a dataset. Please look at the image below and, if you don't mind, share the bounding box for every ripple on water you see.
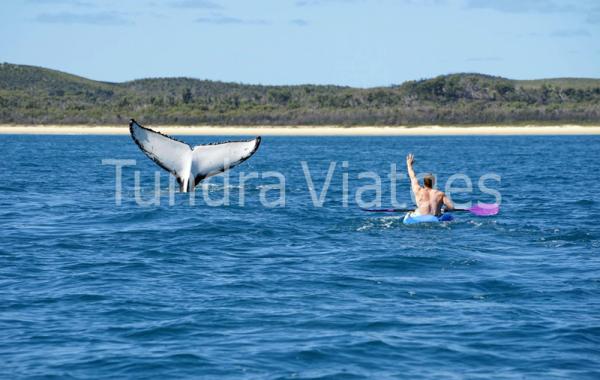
[1,135,600,379]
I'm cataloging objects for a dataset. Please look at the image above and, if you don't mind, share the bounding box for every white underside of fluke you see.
[129,119,261,192]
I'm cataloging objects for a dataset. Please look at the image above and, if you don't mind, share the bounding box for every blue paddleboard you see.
[403,213,454,225]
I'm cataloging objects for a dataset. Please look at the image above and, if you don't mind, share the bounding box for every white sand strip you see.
[1,125,600,136]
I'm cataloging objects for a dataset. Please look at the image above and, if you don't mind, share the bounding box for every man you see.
[406,153,454,216]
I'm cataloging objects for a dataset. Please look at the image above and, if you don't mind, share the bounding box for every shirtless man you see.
[406,153,454,216]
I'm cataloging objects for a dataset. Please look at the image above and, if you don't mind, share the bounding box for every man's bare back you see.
[414,187,447,216]
[406,153,453,216]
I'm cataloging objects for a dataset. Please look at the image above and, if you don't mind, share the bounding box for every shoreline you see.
[1,124,600,136]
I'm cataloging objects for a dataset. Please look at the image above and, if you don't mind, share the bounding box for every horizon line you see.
[3,61,600,89]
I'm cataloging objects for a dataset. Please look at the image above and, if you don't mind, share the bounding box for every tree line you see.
[1,63,599,125]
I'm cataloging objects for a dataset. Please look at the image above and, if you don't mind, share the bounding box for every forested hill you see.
[1,62,600,125]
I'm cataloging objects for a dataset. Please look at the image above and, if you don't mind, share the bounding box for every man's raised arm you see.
[406,153,420,194]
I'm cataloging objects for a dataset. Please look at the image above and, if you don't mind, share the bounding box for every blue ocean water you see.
[1,134,599,379]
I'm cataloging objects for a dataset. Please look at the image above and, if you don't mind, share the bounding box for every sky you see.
[1,0,599,87]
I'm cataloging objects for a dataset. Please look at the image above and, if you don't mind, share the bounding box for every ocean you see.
[1,134,599,379]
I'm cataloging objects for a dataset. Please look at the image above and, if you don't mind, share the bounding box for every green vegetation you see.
[1,63,599,125]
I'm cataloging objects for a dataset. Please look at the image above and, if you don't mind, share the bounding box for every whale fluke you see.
[129,119,261,192]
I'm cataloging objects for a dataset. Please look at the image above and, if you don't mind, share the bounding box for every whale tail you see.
[129,119,261,192]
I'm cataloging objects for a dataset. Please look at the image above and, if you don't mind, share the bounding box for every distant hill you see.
[1,63,599,125]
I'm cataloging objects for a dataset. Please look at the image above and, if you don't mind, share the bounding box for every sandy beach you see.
[1,124,600,136]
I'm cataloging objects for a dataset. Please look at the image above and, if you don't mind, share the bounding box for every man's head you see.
[423,174,435,189]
